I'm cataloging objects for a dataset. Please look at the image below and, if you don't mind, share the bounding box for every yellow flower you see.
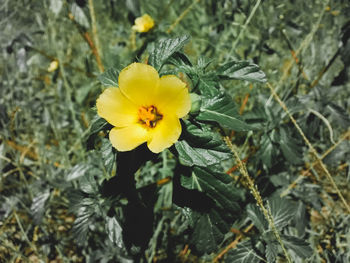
[48,60,59,72]
[96,63,191,153]
[132,14,155,33]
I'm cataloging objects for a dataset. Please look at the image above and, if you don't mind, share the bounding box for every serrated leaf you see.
[105,216,124,248]
[258,133,275,168]
[148,35,190,71]
[66,163,95,181]
[268,197,296,229]
[70,3,89,28]
[175,121,231,167]
[31,190,50,224]
[72,205,94,244]
[279,128,303,165]
[225,240,265,263]
[196,92,252,131]
[189,209,230,254]
[265,241,278,263]
[181,167,241,213]
[89,114,109,135]
[179,167,242,254]
[247,204,268,233]
[98,67,119,87]
[247,197,296,232]
[79,173,99,195]
[281,235,313,259]
[218,60,267,83]
[101,138,115,175]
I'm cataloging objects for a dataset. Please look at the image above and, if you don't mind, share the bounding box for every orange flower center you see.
[138,105,162,128]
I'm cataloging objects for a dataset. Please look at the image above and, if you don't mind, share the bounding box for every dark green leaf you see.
[79,173,99,195]
[279,128,303,165]
[98,67,119,87]
[89,114,109,135]
[72,206,95,244]
[258,132,276,168]
[281,235,313,259]
[175,121,231,167]
[268,197,296,229]
[148,35,190,71]
[247,204,268,233]
[105,216,124,248]
[66,163,95,181]
[225,240,265,263]
[196,92,252,131]
[31,190,50,224]
[218,61,267,83]
[101,138,116,175]
[189,209,230,254]
[265,241,278,263]
[180,167,242,254]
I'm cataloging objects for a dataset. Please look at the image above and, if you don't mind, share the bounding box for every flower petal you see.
[118,63,160,106]
[109,124,149,152]
[155,75,191,118]
[96,87,138,127]
[147,115,181,153]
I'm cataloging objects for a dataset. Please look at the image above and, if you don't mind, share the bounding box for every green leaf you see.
[258,133,275,168]
[175,121,231,167]
[281,235,313,259]
[225,240,265,263]
[247,197,296,232]
[265,241,278,263]
[79,173,99,195]
[181,167,241,213]
[148,35,190,71]
[66,163,95,181]
[101,138,116,175]
[72,205,95,244]
[180,167,242,254]
[247,204,268,233]
[196,92,252,131]
[49,0,63,16]
[98,67,119,87]
[89,114,109,135]
[188,209,230,254]
[105,216,124,248]
[218,60,267,83]
[31,190,50,224]
[268,197,296,229]
[70,3,89,28]
[279,128,303,165]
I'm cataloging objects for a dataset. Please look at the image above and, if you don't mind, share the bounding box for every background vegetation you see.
[0,0,349,262]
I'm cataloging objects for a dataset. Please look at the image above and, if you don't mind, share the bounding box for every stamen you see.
[138,105,162,128]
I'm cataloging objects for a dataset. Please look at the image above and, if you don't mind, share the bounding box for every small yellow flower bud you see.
[132,14,155,33]
[48,60,59,72]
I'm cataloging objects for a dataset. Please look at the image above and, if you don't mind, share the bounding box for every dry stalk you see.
[267,82,350,213]
[224,137,292,263]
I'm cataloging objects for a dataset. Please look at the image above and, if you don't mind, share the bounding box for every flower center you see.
[138,105,162,128]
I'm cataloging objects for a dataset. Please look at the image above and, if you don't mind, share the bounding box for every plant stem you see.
[224,137,292,263]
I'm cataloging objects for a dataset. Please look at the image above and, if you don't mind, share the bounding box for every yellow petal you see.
[155,75,191,118]
[147,115,181,153]
[118,63,160,106]
[109,124,149,151]
[96,87,138,127]
[133,14,155,32]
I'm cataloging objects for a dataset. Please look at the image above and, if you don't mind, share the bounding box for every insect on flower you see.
[96,63,191,153]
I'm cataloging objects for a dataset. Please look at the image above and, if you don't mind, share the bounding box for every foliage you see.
[1,0,350,262]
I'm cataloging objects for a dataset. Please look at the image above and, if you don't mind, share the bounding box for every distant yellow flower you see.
[96,63,191,153]
[48,60,59,72]
[132,14,155,33]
